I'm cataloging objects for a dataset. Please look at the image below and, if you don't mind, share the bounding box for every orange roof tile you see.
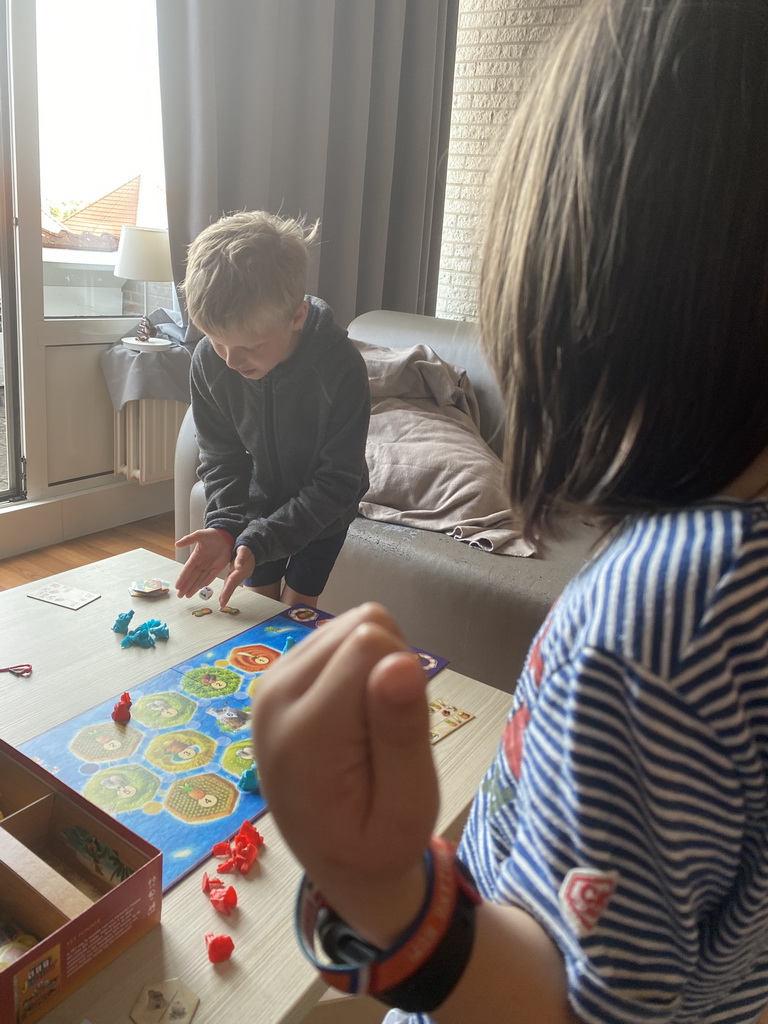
[62,175,140,238]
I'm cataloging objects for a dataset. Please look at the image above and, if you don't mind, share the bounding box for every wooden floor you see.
[0,512,176,591]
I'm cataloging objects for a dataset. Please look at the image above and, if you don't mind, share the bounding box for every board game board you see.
[20,606,449,890]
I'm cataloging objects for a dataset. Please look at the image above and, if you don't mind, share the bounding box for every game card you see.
[130,978,199,1024]
[428,697,475,744]
[27,583,101,610]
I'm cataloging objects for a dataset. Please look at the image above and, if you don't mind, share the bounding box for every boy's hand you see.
[252,603,437,950]
[219,546,255,608]
[174,528,233,598]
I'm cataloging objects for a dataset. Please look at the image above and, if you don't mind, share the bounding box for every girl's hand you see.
[252,603,439,948]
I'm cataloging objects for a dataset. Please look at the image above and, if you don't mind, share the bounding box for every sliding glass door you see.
[0,0,21,500]
[0,0,169,508]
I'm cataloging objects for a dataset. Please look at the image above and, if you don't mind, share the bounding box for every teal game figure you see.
[237,763,260,794]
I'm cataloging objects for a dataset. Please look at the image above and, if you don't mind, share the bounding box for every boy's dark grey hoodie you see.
[190,297,370,565]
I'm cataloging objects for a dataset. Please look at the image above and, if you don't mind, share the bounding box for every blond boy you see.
[175,211,370,609]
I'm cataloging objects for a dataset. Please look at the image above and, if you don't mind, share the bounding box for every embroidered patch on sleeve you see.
[502,703,530,780]
[559,867,618,936]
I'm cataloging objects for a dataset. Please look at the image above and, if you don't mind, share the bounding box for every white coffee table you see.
[0,549,512,1024]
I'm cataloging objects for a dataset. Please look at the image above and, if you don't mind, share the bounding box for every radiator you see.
[114,399,189,485]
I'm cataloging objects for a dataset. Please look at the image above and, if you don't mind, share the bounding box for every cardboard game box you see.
[0,736,162,1024]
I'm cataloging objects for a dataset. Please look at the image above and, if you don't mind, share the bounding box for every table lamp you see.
[114,226,174,351]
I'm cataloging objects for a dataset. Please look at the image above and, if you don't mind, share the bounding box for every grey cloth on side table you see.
[101,343,192,411]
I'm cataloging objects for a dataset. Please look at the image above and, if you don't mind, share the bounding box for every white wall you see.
[437,0,583,321]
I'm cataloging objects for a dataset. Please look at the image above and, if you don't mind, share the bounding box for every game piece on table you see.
[282,636,296,654]
[192,607,213,617]
[212,819,265,875]
[112,610,135,634]
[205,932,234,963]
[130,978,200,1024]
[209,884,237,915]
[0,663,32,678]
[129,579,170,598]
[199,586,213,600]
[27,582,101,610]
[119,620,169,648]
[220,605,240,615]
[237,763,259,793]
[201,871,225,893]
[121,622,156,649]
[111,691,132,724]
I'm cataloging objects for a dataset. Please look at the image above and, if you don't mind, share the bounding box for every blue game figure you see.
[112,610,135,635]
[237,763,260,793]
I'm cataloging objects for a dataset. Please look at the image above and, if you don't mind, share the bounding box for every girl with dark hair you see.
[252,2,768,1021]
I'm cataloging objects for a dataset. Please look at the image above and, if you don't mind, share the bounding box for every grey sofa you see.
[174,310,594,693]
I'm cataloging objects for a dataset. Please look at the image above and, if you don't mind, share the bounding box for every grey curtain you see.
[156,0,458,328]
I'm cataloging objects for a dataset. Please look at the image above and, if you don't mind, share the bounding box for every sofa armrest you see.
[173,405,200,563]
[348,310,506,457]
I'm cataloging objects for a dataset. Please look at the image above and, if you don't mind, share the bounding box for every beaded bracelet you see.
[295,836,481,1013]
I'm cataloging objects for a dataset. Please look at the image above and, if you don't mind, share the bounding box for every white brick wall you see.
[436,0,583,321]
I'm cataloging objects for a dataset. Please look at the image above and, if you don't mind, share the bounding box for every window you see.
[0,0,173,510]
[37,0,171,319]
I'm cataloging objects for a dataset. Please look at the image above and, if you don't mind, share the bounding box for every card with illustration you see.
[26,583,101,610]
[428,697,475,744]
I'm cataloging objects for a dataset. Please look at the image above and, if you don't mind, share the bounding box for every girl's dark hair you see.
[480,0,768,544]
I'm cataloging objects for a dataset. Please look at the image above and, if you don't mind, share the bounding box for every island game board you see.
[20,605,449,889]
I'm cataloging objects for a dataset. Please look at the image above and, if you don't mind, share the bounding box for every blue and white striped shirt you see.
[402,500,768,1024]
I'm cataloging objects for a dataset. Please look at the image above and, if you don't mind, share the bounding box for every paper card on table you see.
[130,978,199,1024]
[428,697,475,744]
[26,583,101,610]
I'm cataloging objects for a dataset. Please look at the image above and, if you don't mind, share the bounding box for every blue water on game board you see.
[19,606,448,890]
[19,607,331,889]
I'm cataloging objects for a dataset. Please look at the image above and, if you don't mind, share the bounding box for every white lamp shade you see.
[114,226,173,282]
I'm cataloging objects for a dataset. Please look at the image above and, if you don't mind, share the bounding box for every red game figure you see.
[211,820,265,875]
[205,932,234,962]
[111,691,132,723]
[201,871,225,893]
[209,885,238,915]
